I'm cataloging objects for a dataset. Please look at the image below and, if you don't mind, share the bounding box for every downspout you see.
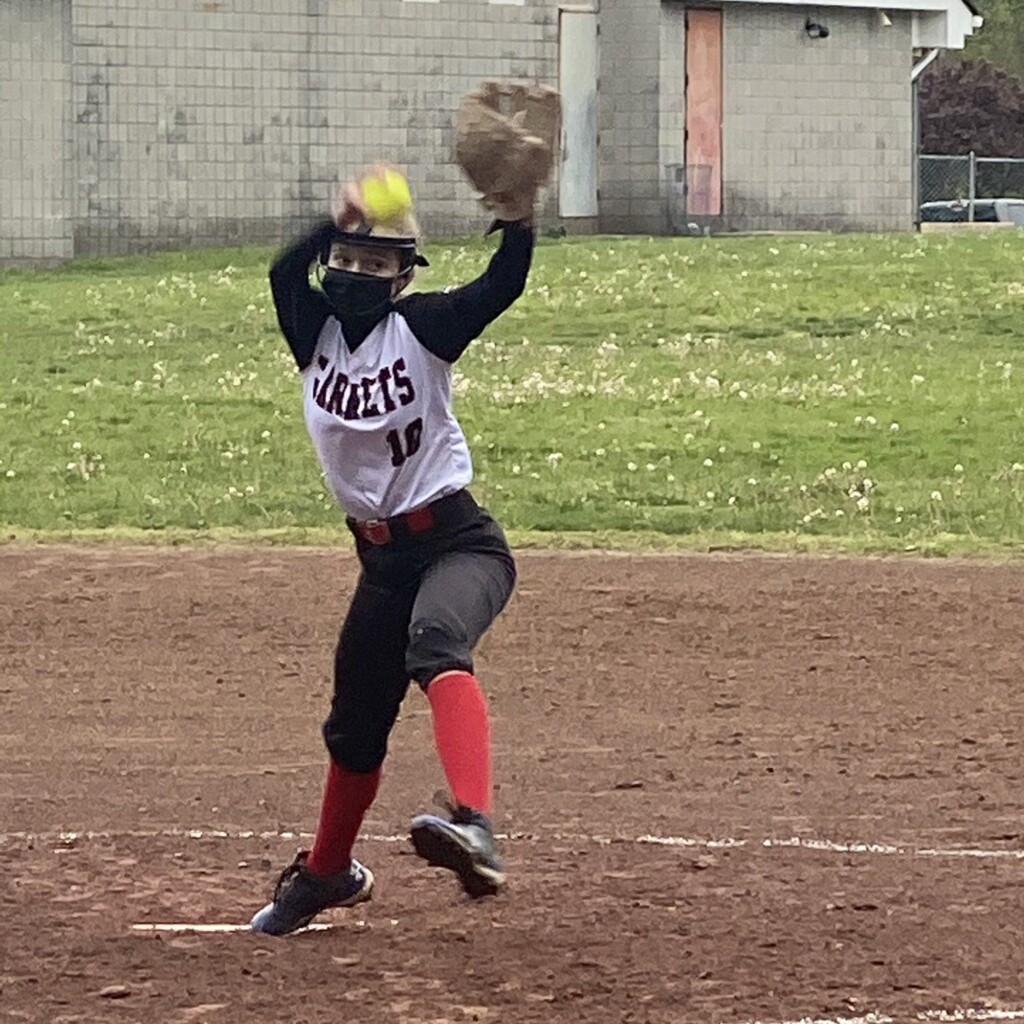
[911,49,940,230]
[912,48,940,82]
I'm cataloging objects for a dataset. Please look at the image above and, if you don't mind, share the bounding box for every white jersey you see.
[302,311,472,521]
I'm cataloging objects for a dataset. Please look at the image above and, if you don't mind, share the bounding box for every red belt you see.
[349,504,437,546]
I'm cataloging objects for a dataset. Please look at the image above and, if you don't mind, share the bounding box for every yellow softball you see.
[360,168,413,226]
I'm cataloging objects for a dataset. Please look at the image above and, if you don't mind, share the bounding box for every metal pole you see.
[968,150,976,221]
[909,49,939,232]
[912,78,920,229]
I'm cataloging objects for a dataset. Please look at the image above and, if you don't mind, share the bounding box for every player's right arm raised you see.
[268,220,336,371]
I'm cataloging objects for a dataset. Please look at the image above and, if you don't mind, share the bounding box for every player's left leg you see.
[405,535,516,897]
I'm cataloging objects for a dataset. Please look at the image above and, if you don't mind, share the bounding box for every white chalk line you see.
[729,1010,1024,1024]
[132,922,336,934]
[126,925,1024,1024]
[4,827,1024,862]
[46,828,1018,1024]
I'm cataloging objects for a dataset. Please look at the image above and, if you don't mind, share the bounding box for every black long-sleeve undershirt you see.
[394,222,533,362]
[268,220,535,371]
[267,219,335,371]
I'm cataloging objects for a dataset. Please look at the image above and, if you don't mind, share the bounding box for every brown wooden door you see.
[685,9,723,216]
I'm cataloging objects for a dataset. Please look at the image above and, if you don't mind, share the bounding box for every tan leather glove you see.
[455,81,562,223]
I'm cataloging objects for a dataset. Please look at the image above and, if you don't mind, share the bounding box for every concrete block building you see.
[1,0,980,261]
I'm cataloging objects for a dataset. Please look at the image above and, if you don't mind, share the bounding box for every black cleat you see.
[410,805,505,898]
[250,851,373,936]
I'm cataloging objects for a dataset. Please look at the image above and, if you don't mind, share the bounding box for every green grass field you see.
[2,230,1024,554]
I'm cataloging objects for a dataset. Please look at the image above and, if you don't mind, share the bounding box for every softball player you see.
[250,174,534,935]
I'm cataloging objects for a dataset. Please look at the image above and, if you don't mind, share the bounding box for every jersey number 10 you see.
[385,417,423,468]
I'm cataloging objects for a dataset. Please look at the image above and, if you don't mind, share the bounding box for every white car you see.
[920,198,1024,225]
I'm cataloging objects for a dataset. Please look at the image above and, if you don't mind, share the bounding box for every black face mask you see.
[321,268,396,320]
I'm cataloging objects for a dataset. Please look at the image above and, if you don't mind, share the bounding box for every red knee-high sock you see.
[306,761,381,877]
[426,670,491,814]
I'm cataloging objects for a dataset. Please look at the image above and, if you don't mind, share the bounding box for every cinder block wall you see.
[599,1,914,236]
[2,0,558,260]
[2,0,918,259]
[69,0,557,254]
[721,4,914,232]
[658,3,687,234]
[596,0,664,235]
[0,0,73,263]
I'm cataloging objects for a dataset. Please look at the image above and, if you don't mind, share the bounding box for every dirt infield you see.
[3,546,1024,1024]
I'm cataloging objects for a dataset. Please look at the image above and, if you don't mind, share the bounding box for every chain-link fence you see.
[919,153,1024,210]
